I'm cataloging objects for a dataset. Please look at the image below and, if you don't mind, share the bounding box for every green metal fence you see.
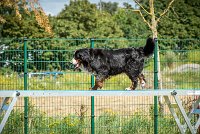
[0,38,200,134]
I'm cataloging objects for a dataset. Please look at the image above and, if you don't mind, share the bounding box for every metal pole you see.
[24,37,28,134]
[154,38,158,134]
[90,38,95,134]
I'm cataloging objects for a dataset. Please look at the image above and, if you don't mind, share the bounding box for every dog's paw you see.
[97,88,103,90]
[141,80,146,89]
[90,87,103,90]
[125,87,132,90]
[90,87,97,90]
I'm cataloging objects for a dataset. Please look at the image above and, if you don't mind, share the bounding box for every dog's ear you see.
[76,49,92,63]
[89,49,94,61]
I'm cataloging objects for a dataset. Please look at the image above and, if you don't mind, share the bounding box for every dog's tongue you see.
[75,64,80,69]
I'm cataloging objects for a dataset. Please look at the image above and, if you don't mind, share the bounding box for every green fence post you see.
[24,37,28,134]
[90,38,95,134]
[154,38,158,134]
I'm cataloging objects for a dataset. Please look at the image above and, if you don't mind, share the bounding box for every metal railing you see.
[0,38,199,134]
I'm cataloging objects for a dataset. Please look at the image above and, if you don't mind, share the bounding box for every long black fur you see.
[73,38,154,90]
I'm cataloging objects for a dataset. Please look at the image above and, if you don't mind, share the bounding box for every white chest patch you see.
[72,58,78,65]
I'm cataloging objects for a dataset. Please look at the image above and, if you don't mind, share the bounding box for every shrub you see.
[158,117,180,134]
[0,67,13,75]
[49,115,83,134]
[96,110,120,134]
[162,51,177,69]
[1,110,24,134]
[187,50,200,63]
[121,114,152,134]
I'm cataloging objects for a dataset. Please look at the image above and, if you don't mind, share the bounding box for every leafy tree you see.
[123,2,133,9]
[135,0,200,39]
[157,0,200,39]
[2,12,51,38]
[94,11,123,38]
[114,9,151,38]
[55,0,97,38]
[99,1,119,15]
[53,0,123,38]
[133,0,175,38]
[0,0,52,38]
[133,0,175,108]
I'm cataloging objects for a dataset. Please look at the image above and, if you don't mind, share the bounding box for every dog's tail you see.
[143,37,155,57]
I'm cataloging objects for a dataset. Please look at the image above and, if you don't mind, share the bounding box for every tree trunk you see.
[149,0,164,113]
[134,0,175,115]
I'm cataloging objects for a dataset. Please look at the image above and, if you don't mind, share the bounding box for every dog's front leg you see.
[91,78,104,90]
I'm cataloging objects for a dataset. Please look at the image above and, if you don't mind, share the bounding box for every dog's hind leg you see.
[125,69,142,90]
[138,73,146,89]
[125,76,138,90]
[131,78,138,90]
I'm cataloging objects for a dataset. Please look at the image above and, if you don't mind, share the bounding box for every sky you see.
[40,0,135,16]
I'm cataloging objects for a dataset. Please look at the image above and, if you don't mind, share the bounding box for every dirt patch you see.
[27,96,155,116]
[2,95,193,117]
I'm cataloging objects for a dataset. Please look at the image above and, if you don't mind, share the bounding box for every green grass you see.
[0,72,133,90]
[1,69,199,90]
[165,71,200,89]
[1,103,183,134]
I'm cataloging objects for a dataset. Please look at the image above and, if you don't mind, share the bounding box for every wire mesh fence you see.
[0,38,200,134]
[159,39,200,90]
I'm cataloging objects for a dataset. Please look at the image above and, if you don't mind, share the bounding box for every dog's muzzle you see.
[72,58,81,69]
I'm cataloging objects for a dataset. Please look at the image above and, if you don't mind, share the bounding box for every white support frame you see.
[0,92,19,133]
[0,89,200,134]
[168,92,200,134]
[0,90,200,97]
[164,96,186,134]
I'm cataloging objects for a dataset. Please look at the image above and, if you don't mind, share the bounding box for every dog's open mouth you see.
[72,58,81,69]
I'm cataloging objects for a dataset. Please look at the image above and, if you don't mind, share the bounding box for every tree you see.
[123,2,133,9]
[133,0,175,88]
[133,0,174,38]
[133,0,175,110]
[54,0,123,38]
[158,0,200,39]
[94,11,123,38]
[114,8,151,38]
[131,0,200,50]
[54,0,98,38]
[29,0,52,34]
[0,1,54,72]
[99,1,119,15]
[2,11,51,38]
[0,0,52,37]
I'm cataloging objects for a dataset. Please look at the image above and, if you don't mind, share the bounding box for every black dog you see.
[72,38,154,90]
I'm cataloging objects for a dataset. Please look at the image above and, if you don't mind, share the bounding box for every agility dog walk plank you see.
[0,90,200,134]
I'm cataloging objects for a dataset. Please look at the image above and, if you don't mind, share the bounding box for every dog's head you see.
[72,48,92,69]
